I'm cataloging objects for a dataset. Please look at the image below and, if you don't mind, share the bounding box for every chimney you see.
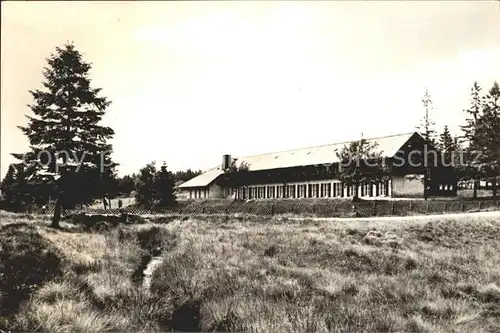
[222,154,231,171]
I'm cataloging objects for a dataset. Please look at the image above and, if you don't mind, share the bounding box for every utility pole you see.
[421,89,432,200]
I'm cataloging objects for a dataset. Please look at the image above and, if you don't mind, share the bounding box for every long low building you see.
[177,132,457,200]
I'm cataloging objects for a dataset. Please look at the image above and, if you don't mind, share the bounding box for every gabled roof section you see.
[233,132,417,171]
[177,167,224,188]
[177,132,420,189]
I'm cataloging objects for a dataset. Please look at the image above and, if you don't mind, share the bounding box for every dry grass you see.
[1,210,499,332]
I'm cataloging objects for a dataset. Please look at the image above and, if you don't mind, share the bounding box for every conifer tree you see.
[0,164,32,212]
[134,162,157,209]
[461,81,500,197]
[461,82,484,145]
[416,89,438,199]
[475,82,500,197]
[438,125,458,166]
[153,163,177,208]
[13,43,116,227]
[417,89,438,145]
[460,81,485,197]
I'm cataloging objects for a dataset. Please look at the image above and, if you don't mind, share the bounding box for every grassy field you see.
[1,211,499,332]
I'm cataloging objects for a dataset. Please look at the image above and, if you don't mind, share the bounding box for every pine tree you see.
[0,164,33,212]
[13,43,116,227]
[153,163,177,208]
[438,125,458,166]
[416,89,439,199]
[461,81,484,147]
[173,169,203,183]
[417,89,438,145]
[134,162,157,209]
[438,126,454,152]
[460,81,485,197]
[117,175,135,195]
[475,82,500,197]
[460,81,500,197]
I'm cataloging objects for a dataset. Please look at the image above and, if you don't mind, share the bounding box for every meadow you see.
[1,210,499,332]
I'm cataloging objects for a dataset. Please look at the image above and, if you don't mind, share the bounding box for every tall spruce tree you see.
[153,163,177,208]
[460,81,485,197]
[416,89,438,199]
[476,82,500,197]
[438,125,458,166]
[134,162,157,209]
[417,89,438,145]
[461,81,500,197]
[13,43,116,227]
[0,164,33,212]
[438,126,455,152]
[461,82,483,145]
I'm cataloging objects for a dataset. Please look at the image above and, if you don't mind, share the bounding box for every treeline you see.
[113,168,202,196]
[0,162,202,212]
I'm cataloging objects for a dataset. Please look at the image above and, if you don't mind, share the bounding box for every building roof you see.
[178,132,418,189]
[177,167,224,188]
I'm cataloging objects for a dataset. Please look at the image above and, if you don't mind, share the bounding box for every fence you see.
[21,198,500,218]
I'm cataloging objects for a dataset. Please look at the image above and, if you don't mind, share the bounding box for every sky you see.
[1,1,500,179]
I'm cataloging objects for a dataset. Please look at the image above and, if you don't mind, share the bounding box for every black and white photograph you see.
[1,1,499,332]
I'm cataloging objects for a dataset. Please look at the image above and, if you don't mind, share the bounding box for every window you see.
[288,185,296,198]
[311,184,319,197]
[277,185,283,198]
[267,186,275,198]
[320,183,331,197]
[297,184,306,198]
[261,186,266,198]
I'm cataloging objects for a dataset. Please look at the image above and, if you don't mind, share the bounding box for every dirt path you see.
[286,210,500,222]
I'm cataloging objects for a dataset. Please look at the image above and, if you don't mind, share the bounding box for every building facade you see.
[177,132,457,200]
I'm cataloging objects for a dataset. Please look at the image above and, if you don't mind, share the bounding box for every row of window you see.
[190,189,208,199]
[236,181,390,200]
